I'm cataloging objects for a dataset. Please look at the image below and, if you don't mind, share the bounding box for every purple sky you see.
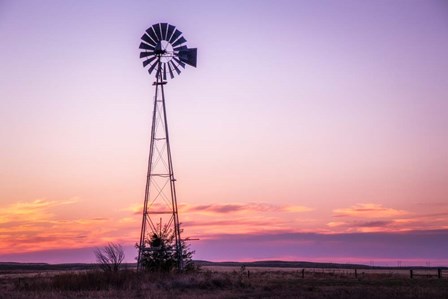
[0,0,447,266]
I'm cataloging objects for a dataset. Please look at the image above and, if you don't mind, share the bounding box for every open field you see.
[1,262,447,299]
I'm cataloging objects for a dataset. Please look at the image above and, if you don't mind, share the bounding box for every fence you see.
[294,268,447,279]
[410,268,445,279]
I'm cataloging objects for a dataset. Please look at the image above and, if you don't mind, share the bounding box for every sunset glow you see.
[1,0,447,266]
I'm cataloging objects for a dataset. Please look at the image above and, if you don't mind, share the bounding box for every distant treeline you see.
[0,262,135,271]
[1,261,446,271]
[195,260,448,270]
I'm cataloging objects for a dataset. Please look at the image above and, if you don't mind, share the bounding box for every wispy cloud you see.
[185,203,244,213]
[120,201,315,237]
[0,199,138,254]
[182,202,313,214]
[328,203,409,232]
[333,203,407,218]
[0,198,77,223]
[121,203,143,215]
[329,202,448,233]
[327,220,398,233]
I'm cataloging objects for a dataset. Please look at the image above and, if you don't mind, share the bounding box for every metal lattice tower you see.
[136,23,197,271]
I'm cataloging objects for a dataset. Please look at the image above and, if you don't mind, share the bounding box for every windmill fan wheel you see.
[139,23,197,80]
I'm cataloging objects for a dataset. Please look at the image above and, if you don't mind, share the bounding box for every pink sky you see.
[0,0,447,266]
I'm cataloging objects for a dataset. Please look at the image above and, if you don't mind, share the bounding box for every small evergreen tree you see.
[138,225,195,272]
[178,236,196,272]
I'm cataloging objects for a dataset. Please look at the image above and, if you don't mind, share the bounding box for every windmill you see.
[136,23,197,271]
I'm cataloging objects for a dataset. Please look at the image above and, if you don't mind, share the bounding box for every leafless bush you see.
[94,243,125,272]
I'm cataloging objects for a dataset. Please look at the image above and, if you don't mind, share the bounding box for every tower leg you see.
[137,58,183,272]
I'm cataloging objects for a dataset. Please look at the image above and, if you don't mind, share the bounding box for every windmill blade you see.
[173,45,187,52]
[139,42,155,51]
[146,27,159,43]
[166,24,175,42]
[169,29,182,44]
[140,51,155,59]
[163,63,167,80]
[141,34,156,46]
[167,62,174,79]
[153,24,163,41]
[160,23,168,40]
[147,61,158,75]
[169,61,181,75]
[172,56,186,68]
[172,36,187,48]
[142,55,157,67]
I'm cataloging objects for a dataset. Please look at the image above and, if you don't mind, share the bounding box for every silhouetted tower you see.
[136,23,197,271]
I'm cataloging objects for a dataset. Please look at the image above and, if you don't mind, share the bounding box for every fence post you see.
[438,268,441,279]
[355,269,358,278]
[301,268,305,279]
[410,269,413,279]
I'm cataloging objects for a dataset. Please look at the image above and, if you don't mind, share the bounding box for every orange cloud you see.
[328,203,410,233]
[181,202,313,214]
[0,198,77,223]
[327,221,346,228]
[121,203,142,214]
[283,205,314,213]
[327,203,448,233]
[333,203,407,218]
[175,202,316,238]
[118,201,316,240]
[120,201,315,238]
[0,199,139,255]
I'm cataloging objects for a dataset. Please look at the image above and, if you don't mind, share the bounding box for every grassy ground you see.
[0,267,447,299]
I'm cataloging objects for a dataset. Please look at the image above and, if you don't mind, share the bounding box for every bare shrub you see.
[94,243,125,272]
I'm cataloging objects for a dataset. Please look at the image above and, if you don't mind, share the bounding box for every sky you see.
[0,0,447,266]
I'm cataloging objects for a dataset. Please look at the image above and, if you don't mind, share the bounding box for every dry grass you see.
[0,267,447,299]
